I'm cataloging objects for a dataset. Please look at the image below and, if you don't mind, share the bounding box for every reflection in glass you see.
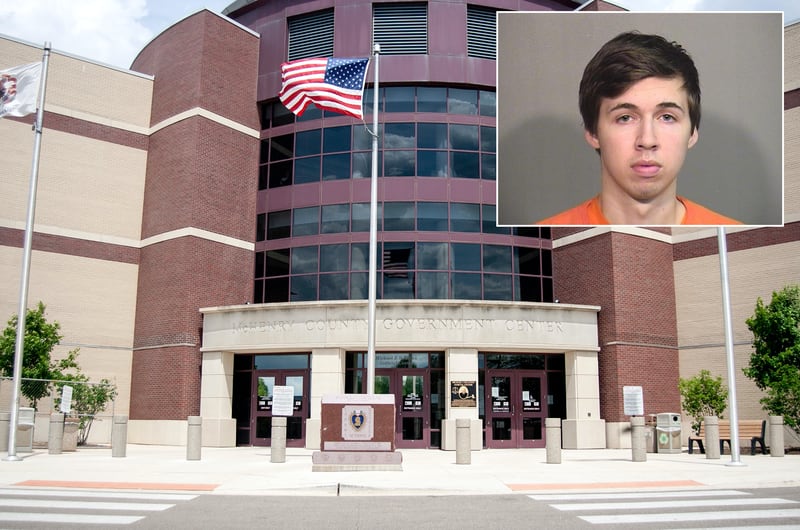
[451,203,480,232]
[322,153,350,180]
[484,273,512,301]
[483,244,512,273]
[320,243,349,271]
[385,86,415,112]
[295,129,321,157]
[451,243,481,271]
[418,87,447,112]
[452,272,481,299]
[292,206,319,236]
[417,151,448,177]
[451,151,480,178]
[418,272,448,298]
[294,156,320,184]
[384,150,415,176]
[384,202,415,231]
[290,274,317,301]
[384,123,415,148]
[449,124,479,150]
[448,88,478,115]
[320,273,348,300]
[321,204,350,233]
[417,242,448,270]
[417,202,448,231]
[266,249,290,276]
[291,246,318,274]
[481,153,496,180]
[418,123,447,148]
[323,125,351,153]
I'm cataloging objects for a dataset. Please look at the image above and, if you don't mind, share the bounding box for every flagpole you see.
[5,43,51,461]
[366,44,380,394]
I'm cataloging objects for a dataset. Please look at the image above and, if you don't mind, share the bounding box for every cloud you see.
[0,0,153,69]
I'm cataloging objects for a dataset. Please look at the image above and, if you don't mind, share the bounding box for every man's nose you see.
[636,120,658,150]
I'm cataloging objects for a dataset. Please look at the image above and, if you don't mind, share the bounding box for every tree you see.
[679,369,728,435]
[744,285,800,434]
[54,374,118,445]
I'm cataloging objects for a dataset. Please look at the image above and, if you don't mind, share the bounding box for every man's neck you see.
[598,192,685,225]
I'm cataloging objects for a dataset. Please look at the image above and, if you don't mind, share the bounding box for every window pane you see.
[418,87,447,112]
[322,153,350,180]
[383,242,414,274]
[417,151,447,177]
[448,88,478,115]
[451,243,481,271]
[543,277,554,303]
[452,272,481,299]
[293,206,319,236]
[270,134,294,161]
[256,213,266,242]
[385,150,415,176]
[265,249,289,277]
[297,106,322,121]
[417,272,448,298]
[321,204,350,233]
[255,251,265,277]
[450,203,480,232]
[319,273,349,300]
[418,123,447,148]
[517,275,542,302]
[254,279,264,303]
[481,153,496,180]
[351,242,370,270]
[417,202,448,231]
[451,152,480,178]
[515,247,541,275]
[265,277,289,302]
[385,123,415,148]
[294,156,320,184]
[260,140,269,163]
[482,204,509,234]
[384,272,415,299]
[450,124,479,151]
[291,246,318,274]
[418,242,448,270]
[320,243,349,272]
[290,275,317,301]
[484,274,512,301]
[352,152,372,179]
[267,210,291,240]
[350,272,368,299]
[351,202,380,232]
[323,125,351,153]
[384,202,415,231]
[480,126,496,153]
[385,86,415,112]
[269,160,292,188]
[483,244,512,273]
[354,125,372,150]
[479,90,496,117]
[295,129,321,157]
[542,249,553,276]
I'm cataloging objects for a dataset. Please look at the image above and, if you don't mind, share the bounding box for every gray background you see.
[496,12,784,226]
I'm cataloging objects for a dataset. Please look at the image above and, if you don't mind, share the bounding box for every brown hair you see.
[579,31,701,136]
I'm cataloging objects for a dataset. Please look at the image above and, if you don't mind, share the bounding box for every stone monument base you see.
[312,450,402,471]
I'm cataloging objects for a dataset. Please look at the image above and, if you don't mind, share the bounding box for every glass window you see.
[323,125,351,153]
[258,165,268,190]
[254,279,264,303]
[417,202,448,231]
[384,202,415,231]
[352,202,382,232]
[417,272,448,298]
[264,277,289,302]
[321,204,350,233]
[254,354,310,370]
[483,244,512,273]
[543,277,554,303]
[452,272,481,299]
[450,124,479,151]
[295,129,321,157]
[350,272,369,299]
[451,243,481,271]
[480,126,496,153]
[293,206,319,236]
[482,204,508,234]
[267,210,291,240]
[484,274,512,301]
[297,106,322,121]
[385,87,415,112]
[516,275,542,302]
[270,134,294,161]
[384,123,415,148]
[352,152,373,179]
[354,125,373,150]
[450,203,480,232]
[515,247,541,275]
[418,87,447,112]
[320,243,349,272]
[319,273,349,300]
[290,275,317,301]
[265,249,289,277]
[269,160,292,188]
[417,151,448,177]
[418,242,448,270]
[542,249,553,276]
[448,88,478,115]
[417,123,447,148]
[479,90,496,117]
[450,152,480,178]
[383,241,415,299]
[384,150,415,176]
[256,213,266,242]
[294,156,320,184]
[259,140,269,164]
[384,271,415,299]
[255,251,265,277]
[322,153,350,180]
[291,246,318,274]
[481,153,496,180]
[351,242,370,270]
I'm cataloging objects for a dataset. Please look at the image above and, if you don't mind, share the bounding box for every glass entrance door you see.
[251,370,308,447]
[376,369,429,448]
[485,370,546,448]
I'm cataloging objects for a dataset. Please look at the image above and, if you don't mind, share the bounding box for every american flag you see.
[279,57,369,120]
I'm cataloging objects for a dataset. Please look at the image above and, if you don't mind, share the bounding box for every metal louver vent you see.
[288,9,334,61]
[373,3,428,55]
[467,5,497,60]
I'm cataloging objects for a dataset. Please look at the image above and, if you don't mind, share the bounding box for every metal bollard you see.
[456,418,471,465]
[545,418,562,464]
[704,416,720,459]
[270,416,287,463]
[48,413,64,455]
[631,416,646,462]
[769,416,784,457]
[187,416,202,461]
[0,412,9,452]
[112,415,128,458]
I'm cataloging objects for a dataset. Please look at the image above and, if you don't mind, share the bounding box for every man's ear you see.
[584,129,601,151]
[687,128,699,149]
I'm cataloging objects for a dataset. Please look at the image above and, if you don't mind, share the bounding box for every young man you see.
[537,31,740,225]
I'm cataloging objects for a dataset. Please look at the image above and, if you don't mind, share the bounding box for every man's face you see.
[585,76,699,204]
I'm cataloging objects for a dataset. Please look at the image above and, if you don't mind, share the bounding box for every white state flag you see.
[0,62,42,118]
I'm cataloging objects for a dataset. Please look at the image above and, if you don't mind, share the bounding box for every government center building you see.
[2,0,798,451]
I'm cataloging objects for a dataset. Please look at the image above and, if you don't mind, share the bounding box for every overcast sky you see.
[0,0,797,70]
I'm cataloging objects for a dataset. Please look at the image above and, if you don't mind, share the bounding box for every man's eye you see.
[616,114,634,123]
[660,114,677,122]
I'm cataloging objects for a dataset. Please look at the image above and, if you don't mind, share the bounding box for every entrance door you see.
[375,369,429,448]
[251,370,308,447]
[485,370,547,448]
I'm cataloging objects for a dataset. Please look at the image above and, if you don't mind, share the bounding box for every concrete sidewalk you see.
[0,445,798,496]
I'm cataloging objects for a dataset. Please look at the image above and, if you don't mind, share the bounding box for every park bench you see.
[687,419,766,455]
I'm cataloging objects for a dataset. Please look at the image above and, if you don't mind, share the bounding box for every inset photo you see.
[496,11,783,226]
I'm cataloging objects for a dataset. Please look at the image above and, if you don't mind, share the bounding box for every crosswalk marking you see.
[582,508,800,525]
[0,498,176,511]
[0,487,197,501]
[0,512,144,525]
[529,489,749,501]
[551,497,797,512]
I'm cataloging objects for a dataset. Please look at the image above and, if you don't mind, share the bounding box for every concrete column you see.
[769,416,784,457]
[112,415,128,458]
[271,416,287,463]
[456,418,471,465]
[704,416,720,459]
[187,416,202,461]
[630,416,646,462]
[0,412,9,452]
[48,413,64,455]
[545,418,562,464]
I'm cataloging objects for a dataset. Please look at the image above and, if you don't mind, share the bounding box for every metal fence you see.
[0,376,117,446]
